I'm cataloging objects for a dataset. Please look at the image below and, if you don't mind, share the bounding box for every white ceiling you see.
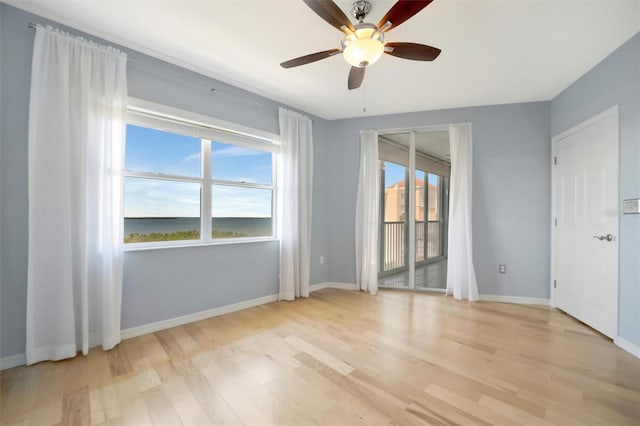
[7,0,640,120]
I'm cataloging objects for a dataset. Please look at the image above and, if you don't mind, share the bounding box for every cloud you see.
[124,178,201,217]
[124,177,272,218]
[182,152,200,162]
[213,145,268,158]
[212,186,271,217]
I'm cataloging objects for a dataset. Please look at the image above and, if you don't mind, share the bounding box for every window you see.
[210,141,274,239]
[124,104,278,247]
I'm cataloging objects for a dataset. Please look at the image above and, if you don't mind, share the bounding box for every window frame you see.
[124,98,280,251]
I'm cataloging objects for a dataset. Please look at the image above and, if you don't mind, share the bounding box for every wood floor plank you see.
[1,416,30,426]
[317,400,374,426]
[599,381,640,402]
[89,384,119,425]
[162,378,213,426]
[262,365,338,420]
[294,351,427,425]
[478,394,551,426]
[284,335,355,375]
[106,344,133,378]
[142,386,184,426]
[88,347,114,390]
[208,362,313,425]
[27,395,63,426]
[134,358,162,393]
[61,386,91,426]
[425,383,518,425]
[2,289,639,425]
[1,365,39,420]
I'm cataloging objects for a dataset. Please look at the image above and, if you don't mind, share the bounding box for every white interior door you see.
[553,106,619,338]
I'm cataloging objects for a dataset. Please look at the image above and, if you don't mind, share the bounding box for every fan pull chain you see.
[362,70,367,113]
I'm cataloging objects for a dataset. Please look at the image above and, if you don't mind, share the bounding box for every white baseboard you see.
[309,282,328,292]
[310,282,358,292]
[120,293,279,340]
[326,282,358,290]
[479,294,550,306]
[0,353,27,370]
[615,336,640,358]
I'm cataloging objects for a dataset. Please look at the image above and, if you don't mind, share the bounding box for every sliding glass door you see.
[378,130,450,291]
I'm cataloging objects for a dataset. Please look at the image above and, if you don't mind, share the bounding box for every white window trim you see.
[124,99,279,251]
[128,97,280,150]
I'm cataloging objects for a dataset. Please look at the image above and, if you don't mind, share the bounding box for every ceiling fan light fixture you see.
[342,23,384,68]
[280,0,439,91]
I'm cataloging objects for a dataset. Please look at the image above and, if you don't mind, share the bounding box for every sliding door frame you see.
[378,124,450,291]
[408,131,416,289]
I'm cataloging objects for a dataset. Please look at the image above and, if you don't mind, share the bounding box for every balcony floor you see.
[378,258,447,290]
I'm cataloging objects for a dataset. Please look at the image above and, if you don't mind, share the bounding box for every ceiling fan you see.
[280,0,441,90]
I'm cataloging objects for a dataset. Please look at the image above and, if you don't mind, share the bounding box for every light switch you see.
[623,199,640,214]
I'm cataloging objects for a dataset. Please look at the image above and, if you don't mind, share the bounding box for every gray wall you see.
[324,103,551,298]
[0,4,329,358]
[2,1,635,360]
[551,33,640,347]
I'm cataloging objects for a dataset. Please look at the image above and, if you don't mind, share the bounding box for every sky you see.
[124,126,440,218]
[124,124,273,218]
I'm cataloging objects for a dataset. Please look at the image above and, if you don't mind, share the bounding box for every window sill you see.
[123,237,279,252]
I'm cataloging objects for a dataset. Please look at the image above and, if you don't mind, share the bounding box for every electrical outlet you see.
[320,256,325,264]
[499,264,506,274]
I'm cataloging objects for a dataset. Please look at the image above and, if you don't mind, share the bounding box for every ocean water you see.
[124,217,273,238]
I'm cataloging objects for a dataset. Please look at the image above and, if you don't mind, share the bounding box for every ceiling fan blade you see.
[302,0,355,33]
[348,66,365,90]
[280,49,341,69]
[377,0,433,32]
[385,42,441,61]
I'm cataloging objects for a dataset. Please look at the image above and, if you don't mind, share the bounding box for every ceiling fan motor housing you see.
[350,0,372,21]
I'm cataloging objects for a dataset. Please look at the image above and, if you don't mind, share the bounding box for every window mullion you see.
[210,179,273,190]
[124,171,202,183]
[201,139,212,242]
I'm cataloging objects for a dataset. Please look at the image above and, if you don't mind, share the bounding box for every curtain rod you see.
[26,22,275,111]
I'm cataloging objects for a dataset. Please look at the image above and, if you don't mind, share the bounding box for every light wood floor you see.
[2,289,639,425]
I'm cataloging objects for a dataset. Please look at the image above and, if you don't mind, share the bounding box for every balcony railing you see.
[381,220,442,272]
[382,221,405,271]
[416,221,441,261]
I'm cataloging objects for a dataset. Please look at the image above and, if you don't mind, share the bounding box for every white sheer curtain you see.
[278,108,313,300]
[27,26,127,365]
[446,123,479,301]
[355,130,380,295]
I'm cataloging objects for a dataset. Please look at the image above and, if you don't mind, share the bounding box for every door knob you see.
[593,234,614,241]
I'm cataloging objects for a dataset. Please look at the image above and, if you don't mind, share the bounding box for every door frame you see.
[378,124,450,292]
[550,105,619,337]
